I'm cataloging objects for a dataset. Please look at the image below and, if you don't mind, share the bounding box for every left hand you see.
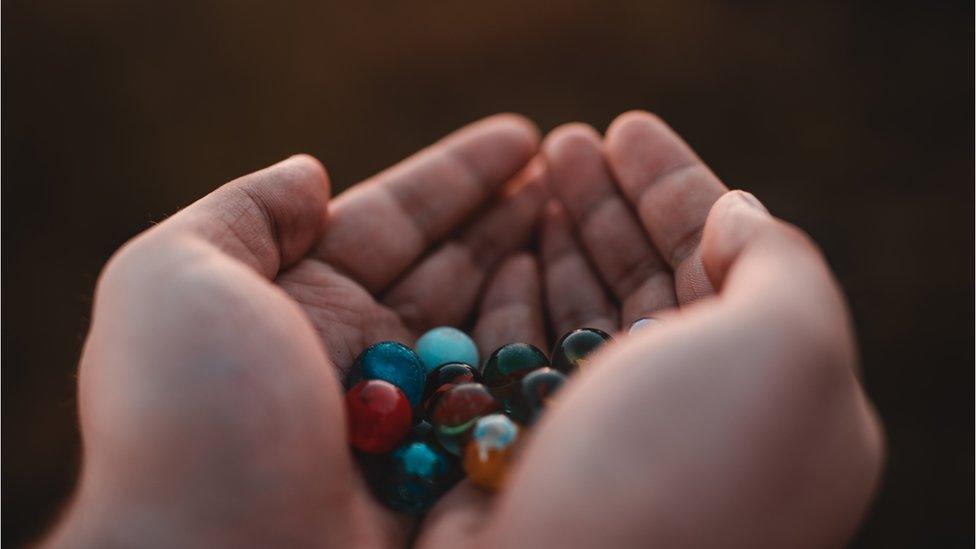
[45,115,547,548]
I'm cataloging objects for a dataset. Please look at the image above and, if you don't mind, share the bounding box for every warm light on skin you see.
[44,112,883,549]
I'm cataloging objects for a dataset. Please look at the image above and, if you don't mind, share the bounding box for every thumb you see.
[701,189,857,371]
[162,154,331,278]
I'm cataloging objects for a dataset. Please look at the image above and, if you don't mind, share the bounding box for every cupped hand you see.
[45,114,550,548]
[416,112,885,548]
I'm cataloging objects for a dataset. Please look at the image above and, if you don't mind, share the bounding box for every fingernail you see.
[629,317,661,335]
[734,190,769,214]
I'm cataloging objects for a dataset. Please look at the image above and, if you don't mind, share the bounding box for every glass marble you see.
[509,367,567,425]
[481,343,549,389]
[348,341,426,408]
[463,414,520,492]
[430,382,501,455]
[629,317,660,335]
[415,326,480,373]
[422,362,480,416]
[346,379,413,453]
[481,343,549,411]
[550,328,612,374]
[361,422,461,515]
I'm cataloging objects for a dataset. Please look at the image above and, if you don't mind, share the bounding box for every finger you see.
[539,200,617,335]
[381,160,548,333]
[603,111,728,303]
[486,191,883,548]
[414,482,493,549]
[315,114,539,293]
[472,254,547,357]
[543,124,675,324]
[163,154,330,279]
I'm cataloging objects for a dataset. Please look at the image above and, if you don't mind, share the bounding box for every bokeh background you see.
[3,1,972,546]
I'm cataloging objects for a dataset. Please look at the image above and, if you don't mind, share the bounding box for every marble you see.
[422,362,480,416]
[430,382,500,455]
[481,343,549,388]
[415,326,479,374]
[550,328,612,374]
[510,367,567,425]
[346,379,413,453]
[463,414,520,492]
[348,341,426,407]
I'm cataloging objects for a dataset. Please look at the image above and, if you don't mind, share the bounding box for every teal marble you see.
[384,438,458,514]
[415,327,479,373]
[481,343,549,412]
[481,343,549,387]
[348,341,426,407]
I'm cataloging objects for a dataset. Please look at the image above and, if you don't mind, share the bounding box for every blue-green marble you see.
[348,341,426,407]
[384,439,458,514]
[415,327,479,374]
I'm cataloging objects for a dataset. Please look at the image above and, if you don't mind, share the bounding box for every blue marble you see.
[348,341,426,407]
[415,327,479,374]
[384,439,458,515]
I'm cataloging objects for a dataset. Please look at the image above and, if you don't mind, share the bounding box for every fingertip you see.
[604,109,669,147]
[478,112,542,152]
[706,190,773,233]
[701,190,781,290]
[282,153,332,199]
[731,190,770,214]
[542,122,602,158]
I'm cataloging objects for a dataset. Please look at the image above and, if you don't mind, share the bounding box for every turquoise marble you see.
[348,341,426,407]
[384,439,457,514]
[415,327,479,374]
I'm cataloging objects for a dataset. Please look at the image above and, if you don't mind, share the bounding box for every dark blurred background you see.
[2,1,972,546]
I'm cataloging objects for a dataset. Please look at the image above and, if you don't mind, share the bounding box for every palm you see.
[414,111,723,547]
[56,112,880,549]
[57,115,544,548]
[417,112,882,548]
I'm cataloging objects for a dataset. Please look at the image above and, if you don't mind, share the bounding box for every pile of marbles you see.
[345,326,611,514]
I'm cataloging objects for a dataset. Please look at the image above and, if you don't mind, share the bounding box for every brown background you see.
[3,1,973,546]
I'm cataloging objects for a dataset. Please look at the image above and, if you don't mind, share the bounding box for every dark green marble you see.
[481,343,549,388]
[550,328,612,374]
[510,367,567,424]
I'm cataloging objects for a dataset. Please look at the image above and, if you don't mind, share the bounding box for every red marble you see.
[346,379,413,454]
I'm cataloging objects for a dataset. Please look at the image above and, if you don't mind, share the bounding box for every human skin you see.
[44,112,883,548]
